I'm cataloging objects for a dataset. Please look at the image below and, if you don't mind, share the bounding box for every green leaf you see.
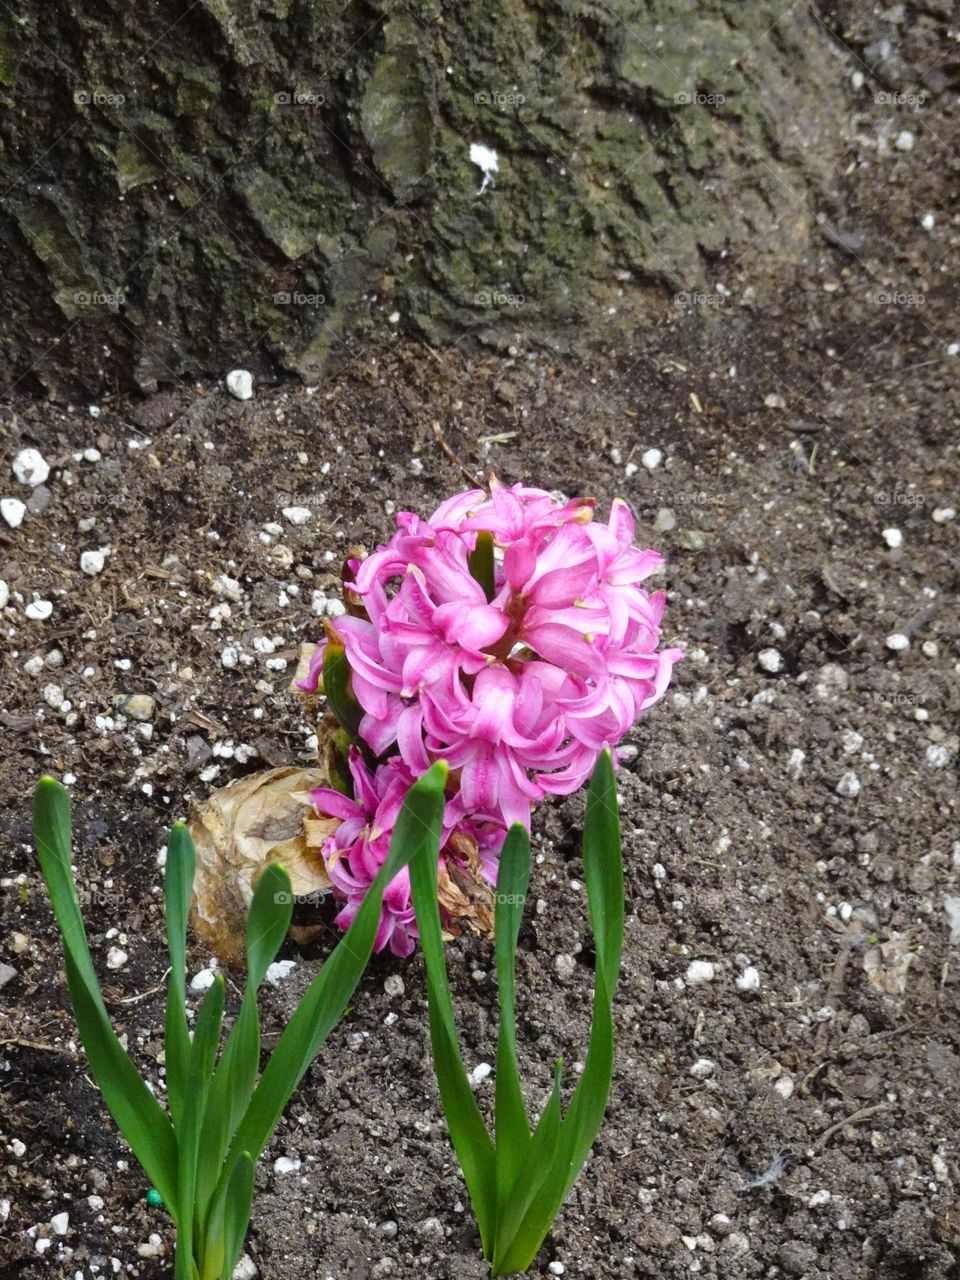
[323,638,364,740]
[496,750,625,1272]
[33,778,180,1219]
[164,822,195,1128]
[467,530,496,602]
[199,1150,254,1280]
[220,1152,255,1280]
[222,762,448,1176]
[409,791,497,1256]
[491,1064,563,1275]
[492,826,531,1227]
[412,752,625,1275]
[175,976,225,1279]
[194,864,293,1234]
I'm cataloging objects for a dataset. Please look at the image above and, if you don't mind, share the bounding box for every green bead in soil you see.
[146,1188,164,1208]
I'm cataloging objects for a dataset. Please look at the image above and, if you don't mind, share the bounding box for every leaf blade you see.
[195,864,293,1231]
[176,975,225,1274]
[322,636,364,740]
[164,821,195,1128]
[496,750,624,1271]
[467,530,496,602]
[492,825,532,1236]
[33,778,180,1218]
[409,782,497,1255]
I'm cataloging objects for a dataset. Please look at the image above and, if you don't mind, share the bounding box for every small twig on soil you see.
[418,340,445,365]
[0,1036,78,1058]
[117,968,170,1005]
[814,1102,891,1151]
[431,420,484,488]
[815,938,859,1053]
[870,1014,935,1045]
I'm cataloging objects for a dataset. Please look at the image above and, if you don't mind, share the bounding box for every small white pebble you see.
[689,1057,716,1080]
[384,974,405,998]
[885,633,909,651]
[736,966,761,992]
[226,369,254,400]
[265,960,296,987]
[469,1062,493,1087]
[43,683,66,710]
[895,129,915,151]
[774,1074,795,1100]
[190,968,217,992]
[624,461,639,478]
[50,1212,69,1236]
[1,497,26,528]
[926,744,950,769]
[83,446,102,461]
[13,447,50,487]
[641,447,663,471]
[137,1234,164,1259]
[26,599,53,621]
[282,506,312,526]
[686,959,716,985]
[840,729,864,754]
[921,212,935,231]
[881,527,902,549]
[809,1189,832,1208]
[221,646,239,669]
[757,648,782,673]
[548,1265,566,1277]
[213,574,243,602]
[80,547,109,576]
[554,954,576,980]
[836,771,861,798]
[932,507,955,523]
[273,1155,301,1175]
[106,947,128,970]
[786,748,805,779]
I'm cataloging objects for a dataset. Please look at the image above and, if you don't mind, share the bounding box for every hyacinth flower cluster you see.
[300,479,682,954]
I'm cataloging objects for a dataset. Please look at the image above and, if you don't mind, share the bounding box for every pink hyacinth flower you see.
[298,479,681,951]
[310,749,504,955]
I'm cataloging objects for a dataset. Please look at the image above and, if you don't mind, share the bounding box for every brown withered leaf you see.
[438,831,495,939]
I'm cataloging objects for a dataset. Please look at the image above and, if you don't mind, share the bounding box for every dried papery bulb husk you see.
[438,831,495,940]
[189,765,334,966]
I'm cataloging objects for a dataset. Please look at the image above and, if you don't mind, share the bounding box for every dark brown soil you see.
[1,16,959,1280]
